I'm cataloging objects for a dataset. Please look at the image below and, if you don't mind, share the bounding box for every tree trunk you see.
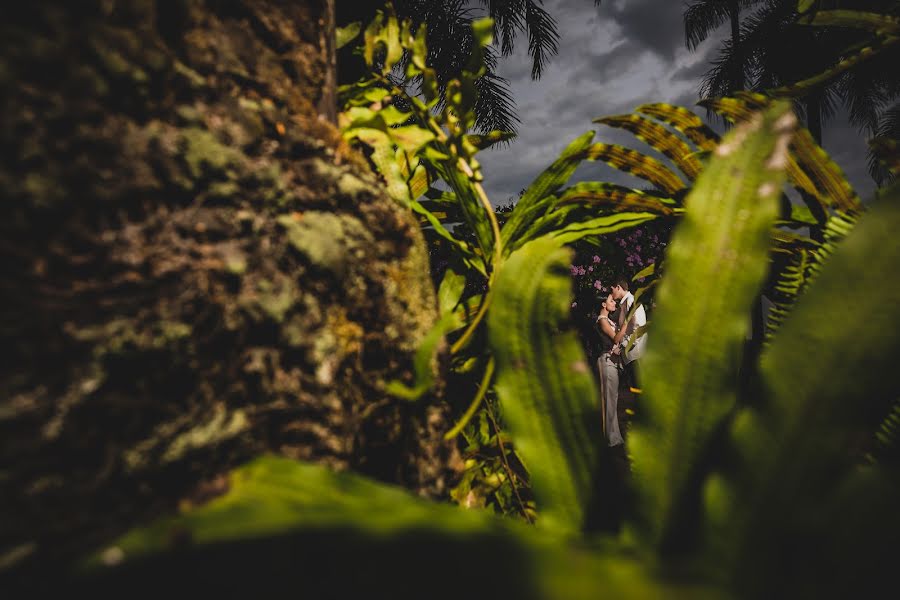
[729,1,743,93]
[0,0,457,575]
[806,95,824,146]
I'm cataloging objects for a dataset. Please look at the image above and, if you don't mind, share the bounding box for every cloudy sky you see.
[477,0,877,206]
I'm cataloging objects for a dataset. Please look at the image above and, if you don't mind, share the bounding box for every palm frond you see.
[473,68,521,134]
[524,0,560,79]
[684,0,735,50]
[869,100,900,184]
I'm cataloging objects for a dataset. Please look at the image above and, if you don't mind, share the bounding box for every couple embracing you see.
[595,278,646,448]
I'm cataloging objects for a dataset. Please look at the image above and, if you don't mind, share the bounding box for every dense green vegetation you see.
[5,1,900,597]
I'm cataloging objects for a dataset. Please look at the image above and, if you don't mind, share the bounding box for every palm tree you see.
[693,0,900,147]
[684,0,765,92]
[337,1,602,134]
[869,100,900,184]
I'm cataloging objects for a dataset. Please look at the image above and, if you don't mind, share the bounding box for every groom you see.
[611,278,646,391]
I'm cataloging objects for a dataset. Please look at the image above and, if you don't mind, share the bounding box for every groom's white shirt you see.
[619,292,647,364]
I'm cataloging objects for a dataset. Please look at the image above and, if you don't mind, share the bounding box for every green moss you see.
[309,157,344,185]
[238,98,262,112]
[182,127,243,179]
[88,37,148,83]
[249,164,288,206]
[282,314,307,348]
[123,408,251,472]
[24,173,62,208]
[71,64,110,97]
[224,253,247,276]
[160,409,249,465]
[175,105,204,125]
[246,278,298,323]
[208,180,240,199]
[173,60,206,89]
[337,172,371,199]
[278,211,358,277]
[154,321,192,346]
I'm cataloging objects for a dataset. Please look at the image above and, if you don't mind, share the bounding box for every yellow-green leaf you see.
[629,102,795,549]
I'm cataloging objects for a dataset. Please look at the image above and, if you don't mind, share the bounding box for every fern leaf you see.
[765,211,859,340]
[635,103,721,151]
[734,92,861,213]
[581,143,687,196]
[594,114,704,181]
[629,102,794,550]
[702,93,861,215]
[556,182,680,214]
[870,401,900,469]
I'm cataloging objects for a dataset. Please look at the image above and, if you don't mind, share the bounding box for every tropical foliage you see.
[68,3,900,598]
[690,0,900,179]
[338,0,603,134]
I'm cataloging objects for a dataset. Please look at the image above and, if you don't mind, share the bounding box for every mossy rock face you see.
[0,0,457,573]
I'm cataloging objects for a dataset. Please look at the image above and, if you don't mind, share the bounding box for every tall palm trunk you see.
[730,0,744,92]
[0,0,457,577]
[805,95,824,146]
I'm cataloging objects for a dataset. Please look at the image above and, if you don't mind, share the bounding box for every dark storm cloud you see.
[476,0,875,205]
[601,0,688,60]
[565,38,647,88]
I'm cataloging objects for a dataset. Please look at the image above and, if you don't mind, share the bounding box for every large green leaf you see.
[717,187,900,592]
[75,456,725,599]
[488,236,599,536]
[549,212,660,246]
[437,160,497,268]
[628,102,795,549]
[501,132,596,252]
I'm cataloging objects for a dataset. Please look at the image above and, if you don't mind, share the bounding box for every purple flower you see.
[587,266,593,272]
[593,280,603,290]
[592,255,601,263]
[571,301,578,308]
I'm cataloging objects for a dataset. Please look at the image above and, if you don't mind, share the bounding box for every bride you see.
[596,292,624,447]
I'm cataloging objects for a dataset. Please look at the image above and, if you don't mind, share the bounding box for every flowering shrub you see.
[568,220,672,358]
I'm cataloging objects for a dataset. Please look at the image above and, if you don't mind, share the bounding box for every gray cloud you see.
[601,0,688,61]
[477,1,875,205]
